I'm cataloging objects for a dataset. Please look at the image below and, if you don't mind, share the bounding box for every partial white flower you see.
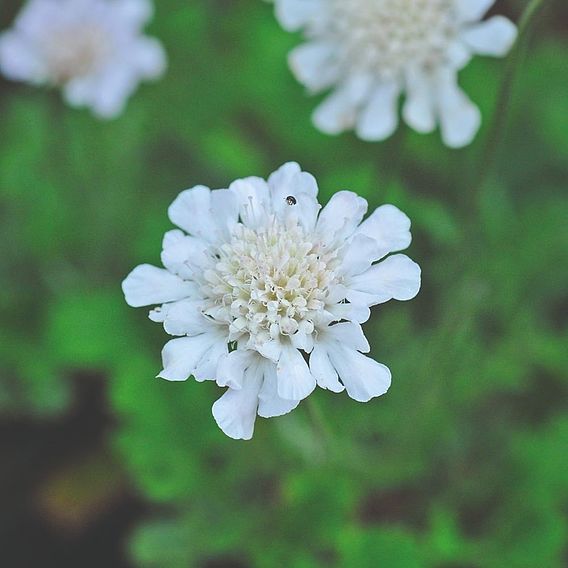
[0,0,166,119]
[122,163,421,440]
[272,0,517,148]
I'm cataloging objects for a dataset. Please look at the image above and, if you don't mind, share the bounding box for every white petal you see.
[289,41,339,93]
[216,350,256,389]
[115,0,153,28]
[436,70,481,148]
[268,165,322,231]
[328,346,391,402]
[130,37,167,79]
[309,344,344,393]
[63,74,98,107]
[461,16,517,57]
[446,41,472,69]
[88,67,138,119]
[340,234,380,276]
[161,299,207,336]
[193,340,228,382]
[355,204,412,259]
[230,176,271,228]
[274,0,324,31]
[454,0,495,23]
[313,75,373,135]
[290,330,314,353]
[210,188,240,235]
[276,345,316,401]
[356,81,400,141]
[257,339,283,363]
[267,162,301,195]
[403,68,436,133]
[270,167,319,203]
[122,264,194,307]
[347,254,421,306]
[161,230,208,279]
[212,364,263,440]
[158,334,219,382]
[327,322,370,353]
[168,186,238,243]
[0,32,46,83]
[258,361,301,418]
[317,191,368,245]
[326,302,371,324]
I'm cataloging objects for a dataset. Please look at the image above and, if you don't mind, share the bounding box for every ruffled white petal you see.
[158,333,221,382]
[326,322,370,353]
[328,346,391,402]
[340,234,380,277]
[276,344,316,401]
[258,361,301,417]
[193,340,228,382]
[0,32,46,83]
[461,16,517,57]
[161,299,207,336]
[212,364,263,440]
[309,344,344,392]
[289,41,340,93]
[130,37,167,78]
[325,301,371,325]
[274,0,324,32]
[122,264,195,307]
[270,169,321,232]
[267,162,301,195]
[317,191,368,246]
[216,349,256,389]
[269,164,319,202]
[346,254,421,306]
[230,177,271,229]
[446,41,472,70]
[436,69,482,149]
[356,81,400,141]
[403,67,436,133]
[313,74,373,135]
[82,67,138,119]
[161,230,208,279]
[168,186,238,243]
[355,204,412,259]
[115,0,153,29]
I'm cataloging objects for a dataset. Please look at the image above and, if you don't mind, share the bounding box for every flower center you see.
[43,24,112,84]
[202,218,341,347]
[329,0,456,77]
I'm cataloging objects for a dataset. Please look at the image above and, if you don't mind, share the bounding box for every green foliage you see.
[0,0,566,566]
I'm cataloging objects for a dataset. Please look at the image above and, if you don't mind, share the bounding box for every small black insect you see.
[286,195,297,206]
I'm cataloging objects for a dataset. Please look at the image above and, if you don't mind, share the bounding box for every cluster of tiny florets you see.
[43,24,111,84]
[201,217,341,346]
[329,0,455,76]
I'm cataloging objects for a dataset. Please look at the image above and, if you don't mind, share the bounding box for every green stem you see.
[470,0,547,212]
[306,397,335,459]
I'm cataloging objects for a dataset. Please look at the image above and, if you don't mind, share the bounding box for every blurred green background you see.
[0,0,567,566]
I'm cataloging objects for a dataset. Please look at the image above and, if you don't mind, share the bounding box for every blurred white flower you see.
[272,0,517,148]
[122,163,421,439]
[0,0,166,119]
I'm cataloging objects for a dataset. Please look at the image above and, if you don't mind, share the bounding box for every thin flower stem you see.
[470,0,547,213]
[306,397,336,459]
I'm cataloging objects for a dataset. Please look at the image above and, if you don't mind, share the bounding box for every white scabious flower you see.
[272,0,517,148]
[122,163,421,440]
[0,0,166,119]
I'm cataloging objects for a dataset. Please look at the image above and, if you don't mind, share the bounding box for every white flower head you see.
[273,0,517,148]
[0,0,166,119]
[122,163,421,440]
